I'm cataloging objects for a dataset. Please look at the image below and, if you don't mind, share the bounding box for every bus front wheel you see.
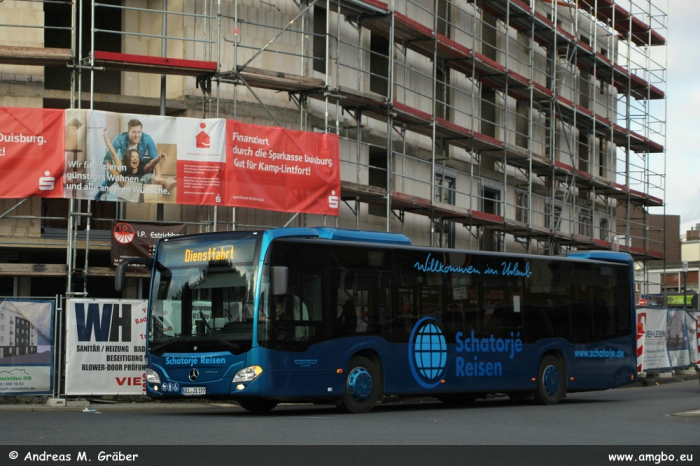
[534,355,566,405]
[238,398,278,414]
[338,356,381,414]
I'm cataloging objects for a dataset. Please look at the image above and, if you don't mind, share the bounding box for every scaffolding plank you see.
[432,201,472,223]
[629,188,663,207]
[480,0,664,101]
[0,263,67,277]
[386,192,505,227]
[612,124,664,154]
[392,101,433,128]
[618,245,664,261]
[502,219,531,237]
[0,46,72,67]
[363,8,556,104]
[629,129,664,153]
[578,0,666,46]
[441,39,550,101]
[498,144,552,171]
[434,34,473,62]
[597,182,663,207]
[572,233,595,247]
[390,191,432,213]
[612,64,665,100]
[363,10,433,47]
[93,51,217,77]
[471,131,504,151]
[326,86,387,112]
[434,116,473,140]
[341,181,387,203]
[469,209,504,227]
[237,66,325,93]
[322,0,389,15]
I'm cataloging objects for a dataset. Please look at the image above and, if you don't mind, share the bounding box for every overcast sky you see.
[663,0,700,233]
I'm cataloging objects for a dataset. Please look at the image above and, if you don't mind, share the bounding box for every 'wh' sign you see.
[74,302,132,342]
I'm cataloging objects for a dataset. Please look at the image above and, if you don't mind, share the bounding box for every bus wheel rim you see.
[543,365,559,397]
[348,367,373,402]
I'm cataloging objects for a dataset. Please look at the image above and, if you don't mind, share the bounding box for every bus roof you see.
[159,229,633,265]
[258,227,411,245]
[314,227,412,245]
[566,250,634,267]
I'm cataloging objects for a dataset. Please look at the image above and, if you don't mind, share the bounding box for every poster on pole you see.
[0,107,64,199]
[688,311,699,365]
[110,220,186,271]
[0,299,54,396]
[667,309,692,367]
[640,308,670,371]
[65,299,148,396]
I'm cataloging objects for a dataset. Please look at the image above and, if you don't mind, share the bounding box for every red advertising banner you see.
[0,108,341,216]
[225,120,340,215]
[175,118,227,206]
[0,107,64,198]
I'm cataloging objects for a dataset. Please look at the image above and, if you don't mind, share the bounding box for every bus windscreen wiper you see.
[199,319,240,352]
[150,337,185,353]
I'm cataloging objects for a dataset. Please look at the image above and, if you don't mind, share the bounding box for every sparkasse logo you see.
[328,190,339,209]
[39,171,55,191]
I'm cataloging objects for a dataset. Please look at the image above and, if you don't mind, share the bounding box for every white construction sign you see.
[65,299,148,395]
[636,307,700,372]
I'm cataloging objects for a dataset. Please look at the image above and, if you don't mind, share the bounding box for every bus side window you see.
[339,298,357,334]
[523,304,554,341]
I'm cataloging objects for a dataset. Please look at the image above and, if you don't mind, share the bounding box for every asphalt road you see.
[1,379,698,446]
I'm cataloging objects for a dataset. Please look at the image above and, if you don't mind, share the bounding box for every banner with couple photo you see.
[0,107,340,215]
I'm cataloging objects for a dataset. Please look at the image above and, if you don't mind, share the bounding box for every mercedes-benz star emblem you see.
[189,368,199,381]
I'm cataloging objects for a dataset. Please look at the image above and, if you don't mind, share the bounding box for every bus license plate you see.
[182,387,206,396]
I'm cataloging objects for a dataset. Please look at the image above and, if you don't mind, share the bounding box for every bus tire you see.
[534,355,566,405]
[238,398,278,414]
[436,393,478,406]
[338,356,381,414]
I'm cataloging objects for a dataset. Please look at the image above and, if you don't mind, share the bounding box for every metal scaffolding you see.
[0,0,667,300]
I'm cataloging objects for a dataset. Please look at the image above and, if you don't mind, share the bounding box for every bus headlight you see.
[232,366,263,383]
[145,368,161,384]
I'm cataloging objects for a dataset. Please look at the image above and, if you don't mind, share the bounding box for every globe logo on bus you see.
[408,317,447,389]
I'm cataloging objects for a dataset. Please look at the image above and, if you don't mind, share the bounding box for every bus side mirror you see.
[115,257,153,292]
[271,266,288,296]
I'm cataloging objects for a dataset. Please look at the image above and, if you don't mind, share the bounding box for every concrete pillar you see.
[122,277,141,299]
[17,276,31,297]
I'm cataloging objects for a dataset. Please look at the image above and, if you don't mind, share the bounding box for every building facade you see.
[0,0,667,299]
[0,308,38,358]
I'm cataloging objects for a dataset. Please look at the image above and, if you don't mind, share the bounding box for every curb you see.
[0,401,241,413]
[635,371,699,387]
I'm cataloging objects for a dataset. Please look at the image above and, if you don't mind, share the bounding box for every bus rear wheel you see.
[238,398,278,414]
[338,356,381,414]
[534,355,566,405]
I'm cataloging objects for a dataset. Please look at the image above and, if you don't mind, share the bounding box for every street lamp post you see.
[682,261,688,310]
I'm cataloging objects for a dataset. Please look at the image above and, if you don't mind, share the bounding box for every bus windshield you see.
[149,233,260,356]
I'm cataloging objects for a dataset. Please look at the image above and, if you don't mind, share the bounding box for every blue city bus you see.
[116,227,637,413]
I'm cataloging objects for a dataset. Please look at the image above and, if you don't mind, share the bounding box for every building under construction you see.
[0,0,667,299]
